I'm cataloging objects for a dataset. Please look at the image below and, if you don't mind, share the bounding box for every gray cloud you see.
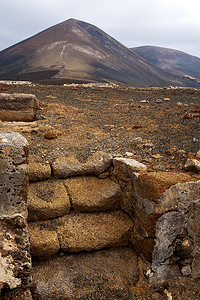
[0,0,200,57]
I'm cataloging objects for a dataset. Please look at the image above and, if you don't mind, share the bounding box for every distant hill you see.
[0,19,199,86]
[131,45,200,82]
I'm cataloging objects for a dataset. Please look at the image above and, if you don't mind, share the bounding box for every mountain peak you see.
[0,19,198,86]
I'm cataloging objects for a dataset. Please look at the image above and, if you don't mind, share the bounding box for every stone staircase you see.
[28,152,139,299]
[1,132,199,299]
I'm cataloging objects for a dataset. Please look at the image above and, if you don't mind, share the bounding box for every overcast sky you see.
[0,0,200,57]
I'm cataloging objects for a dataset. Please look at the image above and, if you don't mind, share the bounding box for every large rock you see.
[112,163,193,263]
[113,157,147,179]
[28,180,71,221]
[135,171,192,204]
[29,211,133,256]
[29,223,60,259]
[85,151,113,175]
[57,211,133,252]
[31,247,139,300]
[52,155,84,178]
[132,172,192,261]
[29,162,51,181]
[0,132,31,294]
[0,93,40,122]
[111,158,147,217]
[52,151,112,178]
[150,180,200,283]
[64,176,121,212]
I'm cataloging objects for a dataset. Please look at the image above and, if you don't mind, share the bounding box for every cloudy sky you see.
[0,0,200,57]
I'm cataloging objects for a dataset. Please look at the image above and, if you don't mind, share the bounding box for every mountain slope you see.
[131,45,200,82]
[0,19,179,86]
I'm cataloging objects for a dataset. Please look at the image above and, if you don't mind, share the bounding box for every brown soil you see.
[1,84,200,174]
[1,83,200,299]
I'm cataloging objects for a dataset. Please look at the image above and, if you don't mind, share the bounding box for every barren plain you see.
[1,82,200,299]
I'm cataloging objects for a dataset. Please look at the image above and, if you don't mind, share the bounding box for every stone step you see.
[28,179,71,221]
[28,176,122,221]
[29,210,133,259]
[31,247,139,300]
[64,176,122,212]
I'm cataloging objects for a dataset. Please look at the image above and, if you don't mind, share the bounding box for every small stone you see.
[144,142,154,149]
[140,100,149,103]
[177,149,187,157]
[151,154,163,159]
[196,150,200,159]
[187,152,195,159]
[177,102,183,106]
[43,130,58,139]
[163,98,170,101]
[185,158,200,172]
[155,99,162,103]
[3,233,12,240]
[125,152,134,157]
[181,265,191,276]
[165,148,176,156]
[164,290,172,300]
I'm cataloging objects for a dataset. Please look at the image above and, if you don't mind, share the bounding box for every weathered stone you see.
[52,155,84,178]
[0,132,31,294]
[188,201,200,279]
[150,181,200,283]
[185,158,200,172]
[28,180,71,221]
[29,162,51,181]
[84,151,112,175]
[135,171,192,204]
[57,211,133,252]
[113,158,147,180]
[0,93,40,122]
[52,151,112,178]
[64,176,121,212]
[181,265,192,276]
[31,247,139,300]
[155,180,200,214]
[29,222,60,259]
[0,132,29,216]
[152,212,185,264]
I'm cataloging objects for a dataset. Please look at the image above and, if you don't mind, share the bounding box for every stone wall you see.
[1,131,200,298]
[0,93,40,122]
[0,132,32,298]
[28,152,133,259]
[111,157,200,283]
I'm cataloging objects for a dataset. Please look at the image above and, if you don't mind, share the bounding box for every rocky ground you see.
[1,83,200,174]
[1,82,200,299]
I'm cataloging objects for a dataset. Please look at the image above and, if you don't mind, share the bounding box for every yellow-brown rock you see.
[29,161,51,181]
[64,176,121,212]
[28,180,71,221]
[135,172,192,203]
[57,211,133,252]
[29,222,60,259]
